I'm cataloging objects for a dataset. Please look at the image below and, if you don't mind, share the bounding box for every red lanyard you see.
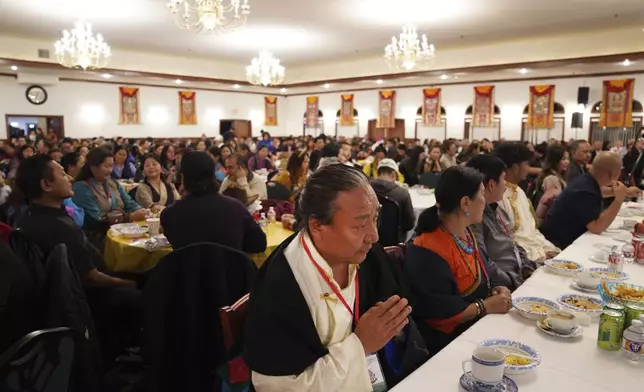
[496,212,512,238]
[466,230,490,290]
[300,235,360,326]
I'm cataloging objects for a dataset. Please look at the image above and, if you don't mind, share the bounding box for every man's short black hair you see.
[314,135,326,143]
[493,141,534,168]
[321,143,340,158]
[16,154,54,201]
[377,166,397,177]
[466,155,506,185]
[374,145,387,155]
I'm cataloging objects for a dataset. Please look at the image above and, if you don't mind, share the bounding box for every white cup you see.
[545,310,579,333]
[462,347,506,386]
[146,218,161,236]
[577,270,601,289]
[593,250,608,262]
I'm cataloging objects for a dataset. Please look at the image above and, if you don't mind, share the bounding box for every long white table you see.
[393,213,644,392]
[409,187,436,217]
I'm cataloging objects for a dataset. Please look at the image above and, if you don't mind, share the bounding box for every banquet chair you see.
[384,244,407,274]
[419,172,441,189]
[376,194,401,247]
[266,181,291,201]
[219,293,250,353]
[0,221,12,244]
[0,327,76,392]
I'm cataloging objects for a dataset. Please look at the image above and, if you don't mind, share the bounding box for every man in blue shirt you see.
[541,152,626,249]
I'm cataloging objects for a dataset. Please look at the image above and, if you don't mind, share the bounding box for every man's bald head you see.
[590,151,622,186]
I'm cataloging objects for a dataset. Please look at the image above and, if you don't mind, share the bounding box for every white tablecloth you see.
[393,212,644,392]
[409,188,436,217]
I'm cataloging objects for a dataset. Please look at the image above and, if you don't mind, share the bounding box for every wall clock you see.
[26,85,48,105]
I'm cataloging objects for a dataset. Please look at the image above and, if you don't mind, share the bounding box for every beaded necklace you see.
[441,223,474,254]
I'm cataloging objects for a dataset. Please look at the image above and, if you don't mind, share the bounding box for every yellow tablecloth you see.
[104,221,294,273]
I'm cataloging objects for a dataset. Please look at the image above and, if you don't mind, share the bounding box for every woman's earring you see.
[465,211,470,217]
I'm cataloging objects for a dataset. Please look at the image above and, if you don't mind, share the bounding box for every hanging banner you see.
[600,79,635,128]
[377,90,396,128]
[527,85,555,129]
[340,94,355,126]
[472,85,495,127]
[178,91,197,125]
[422,88,442,126]
[118,87,140,125]
[305,96,319,128]
[264,96,278,126]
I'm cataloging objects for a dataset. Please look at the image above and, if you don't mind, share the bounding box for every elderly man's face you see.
[311,185,379,265]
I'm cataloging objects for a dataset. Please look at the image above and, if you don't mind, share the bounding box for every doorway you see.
[5,115,65,140]
[219,119,252,139]
[367,119,405,140]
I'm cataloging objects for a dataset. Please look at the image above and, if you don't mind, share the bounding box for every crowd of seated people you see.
[1,125,643,391]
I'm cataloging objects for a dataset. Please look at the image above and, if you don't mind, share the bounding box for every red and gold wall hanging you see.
[118,87,140,125]
[305,96,319,128]
[422,88,442,126]
[527,85,555,129]
[264,96,278,126]
[340,94,355,126]
[472,85,495,127]
[600,79,635,127]
[377,90,396,128]
[178,91,197,125]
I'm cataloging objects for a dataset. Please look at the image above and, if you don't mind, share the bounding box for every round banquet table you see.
[409,187,436,218]
[392,210,644,392]
[104,221,294,273]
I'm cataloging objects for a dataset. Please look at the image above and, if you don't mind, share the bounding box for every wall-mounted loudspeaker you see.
[571,112,583,129]
[577,87,590,105]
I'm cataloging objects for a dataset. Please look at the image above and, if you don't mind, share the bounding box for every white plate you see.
[611,232,632,242]
[536,319,583,339]
[571,280,599,293]
[111,223,139,231]
[618,209,635,217]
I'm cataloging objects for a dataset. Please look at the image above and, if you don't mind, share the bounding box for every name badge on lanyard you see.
[366,353,388,392]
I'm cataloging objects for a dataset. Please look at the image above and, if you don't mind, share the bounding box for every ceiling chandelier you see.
[246,51,285,86]
[167,0,250,33]
[384,25,435,71]
[54,21,111,70]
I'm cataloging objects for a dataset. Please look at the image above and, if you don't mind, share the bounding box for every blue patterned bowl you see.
[557,294,604,316]
[512,296,560,320]
[478,339,541,375]
[585,267,630,282]
[598,282,644,306]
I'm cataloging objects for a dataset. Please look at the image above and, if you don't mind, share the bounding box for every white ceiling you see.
[1,0,644,65]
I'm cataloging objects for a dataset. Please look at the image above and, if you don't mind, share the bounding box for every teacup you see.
[146,218,161,236]
[577,270,601,289]
[462,347,505,386]
[545,310,579,333]
[623,219,638,230]
[593,250,608,262]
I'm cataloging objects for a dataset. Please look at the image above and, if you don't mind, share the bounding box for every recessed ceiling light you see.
[454,76,459,80]
[101,73,112,79]
[175,79,183,85]
[280,88,287,93]
[519,68,528,74]
[323,83,330,89]
[622,59,632,66]
[440,74,448,80]
[10,65,18,71]
[376,79,384,85]
[233,84,241,89]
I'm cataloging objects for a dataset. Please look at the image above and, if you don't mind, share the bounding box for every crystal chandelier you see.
[54,21,111,70]
[246,51,285,86]
[167,0,250,33]
[384,25,435,71]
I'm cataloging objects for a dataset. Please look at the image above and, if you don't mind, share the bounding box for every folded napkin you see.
[130,235,170,251]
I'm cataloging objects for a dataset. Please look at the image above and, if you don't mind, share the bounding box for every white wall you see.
[0,76,286,139]
[3,73,644,141]
[284,73,644,141]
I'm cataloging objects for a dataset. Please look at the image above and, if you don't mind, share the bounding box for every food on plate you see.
[552,262,579,270]
[593,272,621,279]
[504,355,531,366]
[529,303,552,313]
[605,283,644,300]
[562,297,601,310]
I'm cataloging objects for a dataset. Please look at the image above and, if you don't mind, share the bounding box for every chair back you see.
[419,172,441,189]
[266,181,291,201]
[143,242,257,392]
[219,293,250,353]
[9,229,46,287]
[384,244,407,274]
[0,221,13,244]
[0,327,76,392]
[376,194,401,247]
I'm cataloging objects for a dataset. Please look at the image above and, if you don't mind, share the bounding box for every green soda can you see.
[604,303,625,314]
[625,303,644,328]
[597,310,625,351]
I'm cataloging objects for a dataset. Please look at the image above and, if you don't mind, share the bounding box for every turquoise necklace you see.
[441,224,474,254]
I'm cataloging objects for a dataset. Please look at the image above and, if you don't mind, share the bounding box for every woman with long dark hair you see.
[533,145,570,219]
[72,147,146,245]
[456,141,480,164]
[400,146,425,186]
[273,151,310,201]
[403,166,511,356]
[111,145,136,180]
